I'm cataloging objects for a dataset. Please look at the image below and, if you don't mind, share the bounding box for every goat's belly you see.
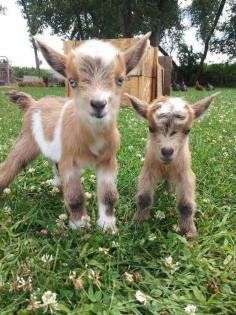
[31,111,62,162]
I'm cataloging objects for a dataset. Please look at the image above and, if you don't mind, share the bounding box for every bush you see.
[201,63,236,86]
[12,67,49,79]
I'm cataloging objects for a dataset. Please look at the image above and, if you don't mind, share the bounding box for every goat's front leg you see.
[176,170,197,239]
[96,158,118,233]
[134,164,157,222]
[59,162,90,230]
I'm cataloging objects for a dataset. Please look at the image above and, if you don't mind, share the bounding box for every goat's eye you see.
[170,131,177,136]
[184,128,191,135]
[116,77,124,86]
[69,79,77,88]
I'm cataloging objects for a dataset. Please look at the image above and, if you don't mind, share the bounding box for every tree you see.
[189,0,227,79]
[176,43,202,84]
[212,0,236,60]
[18,0,183,49]
[17,0,41,70]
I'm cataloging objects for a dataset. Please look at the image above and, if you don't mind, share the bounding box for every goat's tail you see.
[5,91,35,112]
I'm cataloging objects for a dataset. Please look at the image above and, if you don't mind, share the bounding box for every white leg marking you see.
[31,101,70,162]
[51,163,61,186]
[96,170,117,233]
[97,202,117,234]
[69,214,91,230]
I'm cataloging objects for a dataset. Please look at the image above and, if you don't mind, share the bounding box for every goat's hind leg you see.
[134,165,157,223]
[0,133,39,194]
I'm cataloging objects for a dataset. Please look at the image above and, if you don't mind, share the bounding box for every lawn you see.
[0,87,235,315]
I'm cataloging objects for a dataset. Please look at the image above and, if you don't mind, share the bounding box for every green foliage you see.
[189,0,222,41]
[0,87,235,314]
[202,63,236,86]
[17,0,182,44]
[212,0,236,59]
[176,43,202,84]
[12,67,49,79]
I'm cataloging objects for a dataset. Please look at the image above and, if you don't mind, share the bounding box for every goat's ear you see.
[35,38,67,77]
[124,93,148,118]
[193,92,220,119]
[123,32,151,74]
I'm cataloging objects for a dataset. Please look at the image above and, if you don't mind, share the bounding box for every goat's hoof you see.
[132,209,151,224]
[180,224,198,239]
[97,216,118,234]
[69,215,91,230]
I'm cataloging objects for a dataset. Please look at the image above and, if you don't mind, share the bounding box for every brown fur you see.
[0,34,151,232]
[126,92,220,238]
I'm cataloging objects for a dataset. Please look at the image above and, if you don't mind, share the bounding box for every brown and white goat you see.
[0,33,150,233]
[125,92,220,238]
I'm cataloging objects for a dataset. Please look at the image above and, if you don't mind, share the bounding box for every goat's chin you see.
[160,158,173,165]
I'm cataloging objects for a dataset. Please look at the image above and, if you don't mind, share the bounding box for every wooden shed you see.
[64,38,169,106]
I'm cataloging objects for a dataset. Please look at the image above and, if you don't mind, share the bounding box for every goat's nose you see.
[90,99,107,110]
[161,147,174,158]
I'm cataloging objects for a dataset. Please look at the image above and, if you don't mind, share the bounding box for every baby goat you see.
[0,33,150,233]
[125,92,220,238]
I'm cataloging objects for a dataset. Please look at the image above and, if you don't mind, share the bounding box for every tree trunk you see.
[32,38,40,70]
[196,0,226,80]
[150,23,161,47]
[18,0,40,70]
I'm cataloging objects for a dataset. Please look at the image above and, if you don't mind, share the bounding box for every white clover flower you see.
[89,174,96,182]
[43,161,49,167]
[135,290,148,305]
[58,213,68,221]
[148,233,157,241]
[41,254,53,264]
[111,241,119,248]
[85,192,92,199]
[128,145,134,150]
[3,206,12,215]
[3,188,11,195]
[164,256,180,274]
[17,276,32,291]
[41,291,58,314]
[123,272,134,284]
[51,187,60,194]
[136,153,142,158]
[184,304,197,314]
[28,168,35,173]
[99,247,109,255]
[165,256,173,265]
[155,211,166,220]
[45,179,53,185]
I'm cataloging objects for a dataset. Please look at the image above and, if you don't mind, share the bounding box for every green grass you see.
[0,87,235,315]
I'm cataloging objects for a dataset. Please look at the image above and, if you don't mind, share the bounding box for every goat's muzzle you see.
[161,147,174,163]
[90,99,107,119]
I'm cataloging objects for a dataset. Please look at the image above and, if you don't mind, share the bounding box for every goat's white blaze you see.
[73,40,118,65]
[31,101,70,162]
[157,97,186,116]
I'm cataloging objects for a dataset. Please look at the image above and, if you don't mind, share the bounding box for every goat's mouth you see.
[161,157,173,164]
[90,112,107,119]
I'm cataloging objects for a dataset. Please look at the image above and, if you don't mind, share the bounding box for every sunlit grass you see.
[0,87,235,314]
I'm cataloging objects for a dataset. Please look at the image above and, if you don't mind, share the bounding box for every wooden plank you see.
[158,56,172,96]
[156,65,164,98]
[139,76,152,103]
